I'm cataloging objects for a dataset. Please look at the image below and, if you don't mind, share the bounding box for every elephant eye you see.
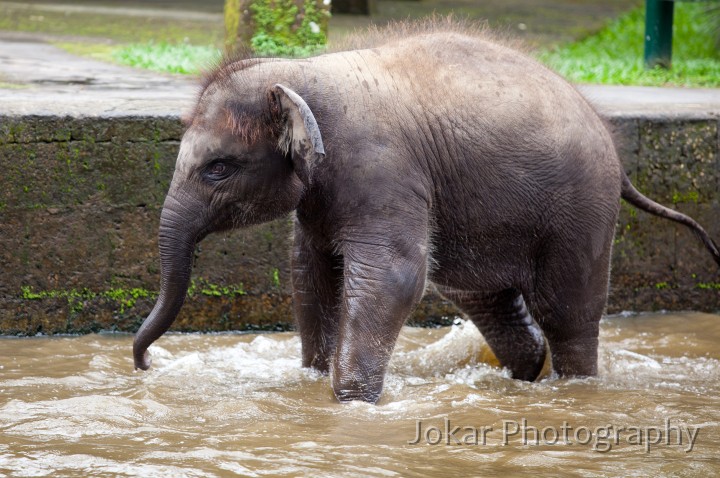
[203,161,234,181]
[211,163,226,175]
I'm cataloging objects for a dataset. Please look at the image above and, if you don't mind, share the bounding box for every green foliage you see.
[20,279,246,314]
[21,285,156,313]
[249,0,329,57]
[104,288,154,313]
[21,286,46,300]
[696,282,720,290]
[539,3,720,87]
[672,190,700,204]
[112,42,221,75]
[187,278,246,298]
[271,268,281,287]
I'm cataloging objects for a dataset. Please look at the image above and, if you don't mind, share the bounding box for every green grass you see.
[111,42,221,75]
[53,42,118,63]
[52,41,220,75]
[539,3,720,87]
[0,81,29,90]
[0,4,224,46]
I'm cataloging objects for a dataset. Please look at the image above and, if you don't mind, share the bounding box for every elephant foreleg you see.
[332,220,429,403]
[292,223,343,373]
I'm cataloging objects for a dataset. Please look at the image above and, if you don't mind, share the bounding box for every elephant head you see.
[133,82,325,370]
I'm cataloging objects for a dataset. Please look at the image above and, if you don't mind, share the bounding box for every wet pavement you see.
[1,31,719,120]
[0,32,195,117]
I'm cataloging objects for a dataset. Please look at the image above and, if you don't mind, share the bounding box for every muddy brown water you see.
[1,312,719,477]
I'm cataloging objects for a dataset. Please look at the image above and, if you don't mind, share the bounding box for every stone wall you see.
[607,116,719,312]
[0,112,718,335]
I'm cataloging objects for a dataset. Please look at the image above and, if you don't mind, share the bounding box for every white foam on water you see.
[598,343,720,394]
[144,334,321,399]
[450,393,493,407]
[389,320,485,377]
[135,320,505,412]
[606,349,662,370]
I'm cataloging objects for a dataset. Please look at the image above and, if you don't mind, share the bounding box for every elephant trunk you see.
[133,194,205,370]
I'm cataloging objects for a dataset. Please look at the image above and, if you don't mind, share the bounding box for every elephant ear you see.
[270,84,325,188]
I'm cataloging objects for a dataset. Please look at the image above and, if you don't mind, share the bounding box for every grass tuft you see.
[112,42,221,75]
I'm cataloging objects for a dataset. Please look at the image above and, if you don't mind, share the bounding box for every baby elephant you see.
[133,23,720,403]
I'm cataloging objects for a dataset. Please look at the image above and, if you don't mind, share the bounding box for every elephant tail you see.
[620,174,720,267]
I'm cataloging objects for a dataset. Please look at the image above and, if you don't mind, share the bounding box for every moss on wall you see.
[224,0,330,56]
[1,112,718,335]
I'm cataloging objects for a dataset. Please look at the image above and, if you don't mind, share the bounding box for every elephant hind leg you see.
[442,287,547,381]
[529,287,604,378]
[528,240,613,378]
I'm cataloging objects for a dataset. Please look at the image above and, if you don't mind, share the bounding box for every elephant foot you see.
[504,338,546,382]
[332,368,385,404]
[333,384,382,404]
[546,337,599,378]
[481,318,546,382]
[442,287,547,382]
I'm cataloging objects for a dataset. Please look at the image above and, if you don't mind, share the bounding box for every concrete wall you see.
[1,111,718,335]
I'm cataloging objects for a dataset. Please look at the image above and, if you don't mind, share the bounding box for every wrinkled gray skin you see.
[133,30,720,403]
